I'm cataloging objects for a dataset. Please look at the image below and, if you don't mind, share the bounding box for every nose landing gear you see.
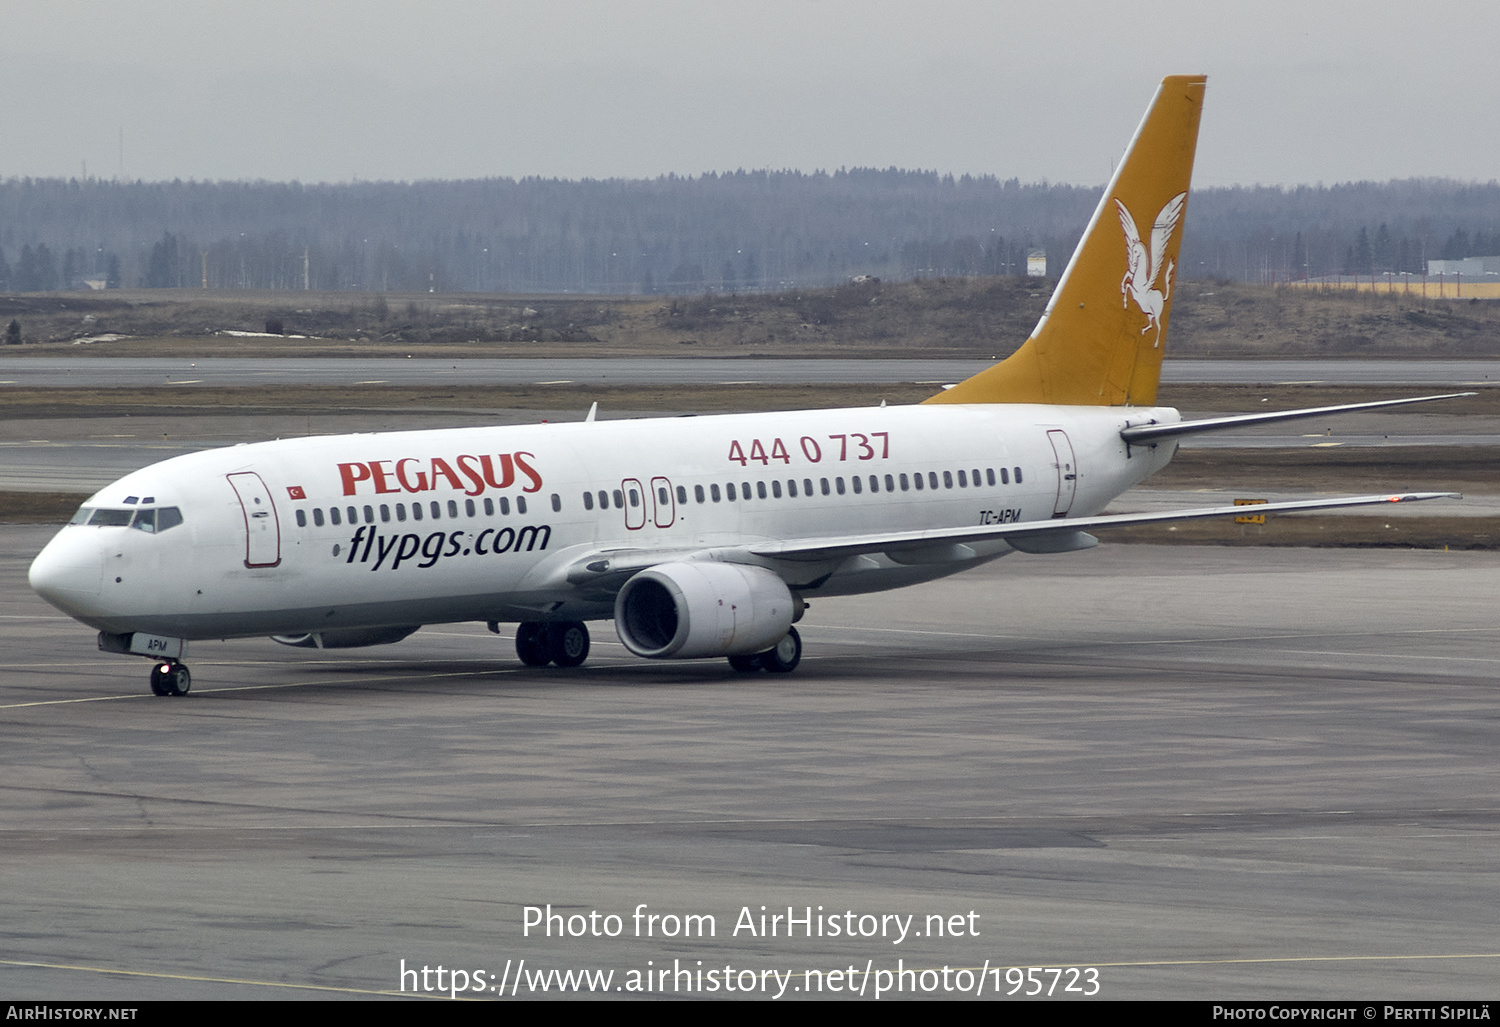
[149,661,191,697]
[98,633,192,694]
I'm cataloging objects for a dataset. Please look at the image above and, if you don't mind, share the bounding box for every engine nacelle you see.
[614,562,795,659]
[270,625,421,649]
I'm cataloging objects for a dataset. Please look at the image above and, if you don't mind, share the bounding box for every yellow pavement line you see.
[0,665,528,709]
[0,957,424,998]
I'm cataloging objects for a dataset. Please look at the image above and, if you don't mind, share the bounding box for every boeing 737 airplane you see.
[29,76,1463,695]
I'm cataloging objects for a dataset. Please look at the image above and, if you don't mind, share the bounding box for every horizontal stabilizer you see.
[1120,392,1475,444]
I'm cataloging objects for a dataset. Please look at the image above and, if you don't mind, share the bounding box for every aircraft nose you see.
[29,529,104,614]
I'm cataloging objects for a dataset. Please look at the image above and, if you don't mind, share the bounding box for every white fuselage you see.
[29,402,1178,640]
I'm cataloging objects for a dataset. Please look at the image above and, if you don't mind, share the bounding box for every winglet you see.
[927,75,1206,407]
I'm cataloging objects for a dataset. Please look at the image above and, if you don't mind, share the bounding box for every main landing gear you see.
[727,627,801,674]
[514,621,591,669]
[149,660,191,697]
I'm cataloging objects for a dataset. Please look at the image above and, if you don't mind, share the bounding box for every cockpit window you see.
[81,506,184,532]
[88,508,133,526]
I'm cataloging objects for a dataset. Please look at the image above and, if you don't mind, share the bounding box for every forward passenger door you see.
[227,471,282,567]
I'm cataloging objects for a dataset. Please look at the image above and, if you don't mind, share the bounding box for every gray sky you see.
[3,0,1495,188]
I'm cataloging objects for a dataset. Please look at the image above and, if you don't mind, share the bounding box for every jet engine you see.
[270,625,421,649]
[614,562,797,659]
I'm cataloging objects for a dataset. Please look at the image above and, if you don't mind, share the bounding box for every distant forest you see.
[1,171,1498,294]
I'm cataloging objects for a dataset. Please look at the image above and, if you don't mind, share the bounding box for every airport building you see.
[1426,255,1500,279]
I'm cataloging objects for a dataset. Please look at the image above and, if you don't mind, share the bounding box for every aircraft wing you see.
[744,492,1461,563]
[1121,393,1474,444]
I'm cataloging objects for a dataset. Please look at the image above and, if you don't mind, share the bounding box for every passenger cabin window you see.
[295,509,306,528]
[583,492,594,511]
[313,508,325,527]
[551,493,562,512]
[516,496,527,514]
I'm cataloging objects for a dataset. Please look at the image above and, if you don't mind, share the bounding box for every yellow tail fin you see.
[927,75,1206,407]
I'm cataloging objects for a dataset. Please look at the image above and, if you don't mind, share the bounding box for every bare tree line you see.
[0,171,1496,294]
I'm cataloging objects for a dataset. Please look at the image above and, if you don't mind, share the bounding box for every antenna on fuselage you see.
[585,401,598,423]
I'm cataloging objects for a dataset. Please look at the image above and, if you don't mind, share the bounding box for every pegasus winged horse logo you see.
[1115,191,1187,348]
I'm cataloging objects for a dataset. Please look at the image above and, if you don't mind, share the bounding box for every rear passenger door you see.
[1046,430,1077,517]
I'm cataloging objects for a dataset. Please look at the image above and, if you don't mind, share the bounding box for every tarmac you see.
[3,528,1498,1000]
